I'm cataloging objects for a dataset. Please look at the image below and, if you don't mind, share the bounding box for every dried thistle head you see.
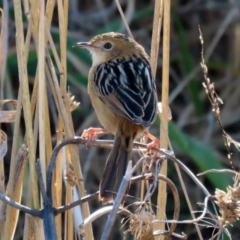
[64,161,78,186]
[215,175,240,225]
[125,203,155,240]
[67,90,80,112]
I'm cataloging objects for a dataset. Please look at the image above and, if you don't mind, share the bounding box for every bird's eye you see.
[103,42,112,50]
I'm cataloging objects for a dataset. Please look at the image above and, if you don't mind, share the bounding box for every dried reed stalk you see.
[156,0,170,239]
[4,1,40,239]
[3,0,94,238]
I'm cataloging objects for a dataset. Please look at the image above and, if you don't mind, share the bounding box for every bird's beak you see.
[73,42,92,48]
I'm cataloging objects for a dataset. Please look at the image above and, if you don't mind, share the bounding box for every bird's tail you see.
[99,133,133,203]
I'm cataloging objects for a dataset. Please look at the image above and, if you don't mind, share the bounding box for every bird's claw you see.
[147,139,160,157]
[81,127,107,146]
[147,139,160,169]
[81,127,98,144]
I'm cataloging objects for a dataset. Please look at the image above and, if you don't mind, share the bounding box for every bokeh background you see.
[1,0,240,239]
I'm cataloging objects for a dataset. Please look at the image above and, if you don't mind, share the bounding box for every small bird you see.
[74,32,158,203]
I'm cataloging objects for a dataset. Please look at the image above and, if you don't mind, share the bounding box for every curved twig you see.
[0,191,41,217]
[153,195,213,225]
[47,136,210,201]
[131,155,165,175]
[153,230,187,239]
[81,206,131,226]
[198,169,240,177]
[131,173,180,238]
[55,192,99,215]
[0,135,215,239]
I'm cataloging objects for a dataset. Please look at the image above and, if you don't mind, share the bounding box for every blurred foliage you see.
[174,14,204,116]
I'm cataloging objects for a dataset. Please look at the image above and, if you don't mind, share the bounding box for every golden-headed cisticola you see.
[74,32,158,203]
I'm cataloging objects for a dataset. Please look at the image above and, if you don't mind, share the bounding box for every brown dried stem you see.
[199,26,240,169]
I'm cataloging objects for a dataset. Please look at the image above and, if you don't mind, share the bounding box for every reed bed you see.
[0,1,240,239]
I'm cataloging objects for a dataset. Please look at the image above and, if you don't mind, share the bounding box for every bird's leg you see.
[81,127,108,143]
[144,132,160,153]
[144,132,160,170]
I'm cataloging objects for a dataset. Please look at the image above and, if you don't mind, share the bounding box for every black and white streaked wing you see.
[93,56,157,128]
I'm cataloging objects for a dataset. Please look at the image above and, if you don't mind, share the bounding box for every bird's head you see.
[73,32,147,67]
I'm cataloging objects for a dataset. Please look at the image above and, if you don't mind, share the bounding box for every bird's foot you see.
[81,127,107,144]
[144,132,161,170]
[147,138,160,157]
[147,136,161,170]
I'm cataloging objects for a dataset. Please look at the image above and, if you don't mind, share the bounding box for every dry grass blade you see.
[4,1,39,238]
[157,1,170,239]
[47,52,93,238]
[53,131,64,239]
[0,145,28,239]
[0,5,7,237]
[56,1,93,237]
[46,0,55,27]
[38,0,46,186]
[0,4,8,99]
[3,88,22,239]
[150,0,163,78]
[23,215,44,240]
[13,0,39,209]
[114,0,133,38]
[45,19,64,74]
[66,183,74,240]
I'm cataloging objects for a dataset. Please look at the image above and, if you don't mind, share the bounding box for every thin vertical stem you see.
[150,0,163,78]
[156,0,171,239]
[38,0,46,187]
[13,0,39,210]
